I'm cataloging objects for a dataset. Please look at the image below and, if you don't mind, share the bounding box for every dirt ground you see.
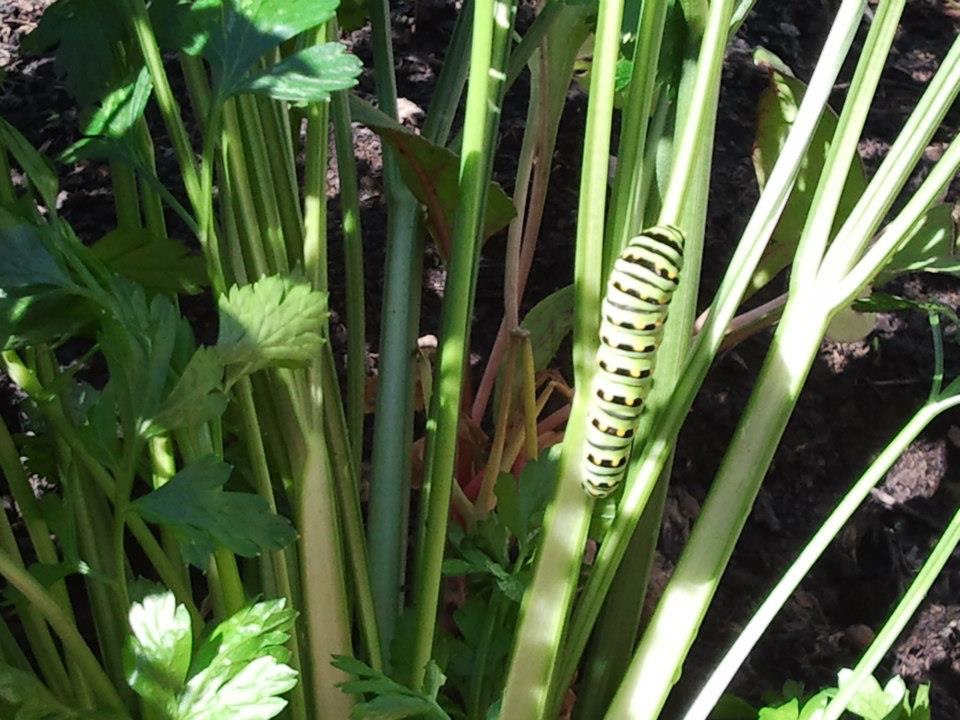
[3,0,960,716]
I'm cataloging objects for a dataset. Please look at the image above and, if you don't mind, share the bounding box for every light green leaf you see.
[144,347,228,438]
[232,43,361,103]
[840,671,902,720]
[133,456,297,567]
[908,684,931,720]
[176,600,297,719]
[83,67,154,139]
[750,49,869,295]
[124,591,193,713]
[349,97,516,259]
[90,227,208,295]
[825,302,876,343]
[216,275,328,386]
[758,698,800,720]
[798,689,834,720]
[206,0,340,97]
[0,211,72,291]
[879,203,959,282]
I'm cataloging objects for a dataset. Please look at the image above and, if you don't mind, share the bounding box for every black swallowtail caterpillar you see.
[582,224,685,498]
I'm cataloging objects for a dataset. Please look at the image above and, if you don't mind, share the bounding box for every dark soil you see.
[3,0,960,717]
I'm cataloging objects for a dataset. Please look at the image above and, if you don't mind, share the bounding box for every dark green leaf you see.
[0,211,72,291]
[337,0,367,31]
[216,274,328,386]
[0,290,95,350]
[133,456,297,567]
[352,694,446,719]
[750,49,868,295]
[517,446,561,539]
[0,118,59,210]
[205,0,340,97]
[349,97,516,259]
[333,656,450,720]
[232,43,361,103]
[90,227,208,295]
[22,0,126,106]
[124,591,193,711]
[144,347,227,438]
[853,292,960,328]
[494,472,523,546]
[709,694,757,720]
[520,285,574,371]
[150,0,222,55]
[0,663,124,719]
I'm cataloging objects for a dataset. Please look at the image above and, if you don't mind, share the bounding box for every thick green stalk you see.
[304,100,330,294]
[685,394,960,719]
[410,0,514,687]
[365,0,425,663]
[331,89,367,473]
[297,431,355,717]
[498,0,624,712]
[0,548,125,712]
[119,0,201,210]
[110,160,142,229]
[603,0,670,273]
[822,501,960,720]
[564,6,865,707]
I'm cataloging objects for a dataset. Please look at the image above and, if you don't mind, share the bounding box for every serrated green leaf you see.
[22,0,126,106]
[205,0,340,97]
[840,671,901,720]
[133,456,297,567]
[191,599,296,677]
[349,97,516,260]
[90,227,208,296]
[125,591,193,713]
[750,50,869,295]
[177,655,297,719]
[908,685,930,720]
[0,118,59,210]
[144,347,227,438]
[758,698,800,720]
[0,663,124,719]
[0,211,72,292]
[216,275,327,386]
[232,43,361,103]
[352,694,446,719]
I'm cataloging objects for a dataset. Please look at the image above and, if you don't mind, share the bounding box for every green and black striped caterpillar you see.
[582,224,685,498]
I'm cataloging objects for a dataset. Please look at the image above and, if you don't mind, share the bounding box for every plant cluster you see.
[0,0,959,718]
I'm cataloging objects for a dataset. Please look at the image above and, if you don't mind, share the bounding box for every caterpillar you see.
[581,224,685,498]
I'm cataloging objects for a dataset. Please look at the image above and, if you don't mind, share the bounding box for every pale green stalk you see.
[685,392,960,720]
[822,495,960,720]
[498,0,624,712]
[410,0,515,688]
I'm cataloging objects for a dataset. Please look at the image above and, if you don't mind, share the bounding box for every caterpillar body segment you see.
[581,225,685,499]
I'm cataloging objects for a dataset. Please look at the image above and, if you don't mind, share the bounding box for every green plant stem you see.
[304,101,329,295]
[319,348,384,670]
[561,6,864,710]
[119,0,201,211]
[504,1,561,90]
[422,0,472,145]
[498,0,623,712]
[791,0,907,292]
[297,432,355,717]
[0,547,126,712]
[410,0,514,689]
[365,0,425,664]
[110,160,142,229]
[822,499,960,720]
[255,92,303,263]
[604,0,670,273]
[331,89,367,473]
[684,393,960,720]
[0,147,14,203]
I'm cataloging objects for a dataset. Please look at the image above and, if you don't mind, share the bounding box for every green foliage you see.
[233,43,362,103]
[0,119,60,210]
[0,211,72,292]
[202,0,342,98]
[126,591,299,719]
[133,456,297,567]
[216,273,329,386]
[90,228,207,296]
[22,0,127,105]
[750,48,868,294]
[348,98,517,260]
[519,285,575,373]
[333,655,451,719]
[0,664,124,719]
[879,203,960,282]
